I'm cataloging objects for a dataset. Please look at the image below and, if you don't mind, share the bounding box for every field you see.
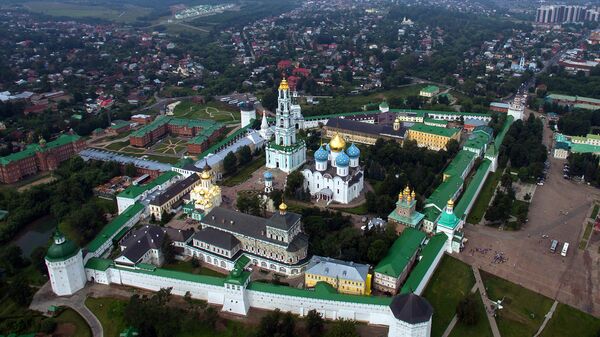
[85,297,127,337]
[23,1,152,23]
[448,291,493,337]
[152,137,187,155]
[423,255,475,337]
[174,101,240,124]
[466,168,503,224]
[221,155,266,187]
[541,303,600,337]
[481,271,554,337]
[55,308,93,337]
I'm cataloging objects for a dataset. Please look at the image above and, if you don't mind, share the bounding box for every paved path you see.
[30,282,104,337]
[533,300,559,337]
[472,266,502,337]
[441,283,478,337]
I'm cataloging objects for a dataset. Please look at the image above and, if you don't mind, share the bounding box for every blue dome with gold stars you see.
[335,150,350,167]
[315,145,329,162]
[347,143,360,158]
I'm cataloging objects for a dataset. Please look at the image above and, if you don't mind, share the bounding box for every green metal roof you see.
[443,150,476,179]
[424,118,448,126]
[85,257,113,271]
[374,228,426,278]
[421,85,440,93]
[303,109,490,122]
[571,143,600,154]
[493,116,514,152]
[454,159,491,218]
[45,231,79,262]
[197,124,253,160]
[426,175,463,212]
[114,264,225,287]
[0,134,81,165]
[248,281,392,306]
[409,124,460,138]
[86,202,145,253]
[463,132,490,152]
[423,207,441,223]
[438,207,460,230]
[400,233,448,294]
[117,171,180,199]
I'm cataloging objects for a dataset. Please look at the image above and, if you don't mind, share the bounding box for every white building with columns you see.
[265,79,306,173]
[301,134,364,204]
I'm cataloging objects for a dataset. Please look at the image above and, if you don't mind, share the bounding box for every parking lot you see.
[458,112,600,316]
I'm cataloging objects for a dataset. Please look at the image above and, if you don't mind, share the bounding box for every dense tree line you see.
[0,157,120,244]
[557,110,600,136]
[363,139,454,216]
[567,153,600,186]
[499,115,547,182]
[539,66,600,99]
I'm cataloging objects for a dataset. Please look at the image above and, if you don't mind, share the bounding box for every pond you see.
[12,216,57,257]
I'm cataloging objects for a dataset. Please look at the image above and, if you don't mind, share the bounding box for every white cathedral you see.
[301,134,364,204]
[264,79,306,173]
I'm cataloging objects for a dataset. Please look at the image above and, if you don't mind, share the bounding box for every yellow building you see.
[304,256,372,295]
[406,124,460,151]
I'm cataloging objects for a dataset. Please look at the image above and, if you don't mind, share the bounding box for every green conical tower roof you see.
[437,200,460,230]
[46,230,79,262]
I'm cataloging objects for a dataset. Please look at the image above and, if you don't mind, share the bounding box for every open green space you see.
[591,204,599,219]
[85,297,127,337]
[448,291,493,337]
[162,260,227,278]
[136,154,180,165]
[336,203,369,215]
[177,320,254,337]
[174,101,240,123]
[104,140,130,151]
[23,1,152,23]
[481,271,554,337]
[119,146,146,154]
[221,155,265,187]
[423,255,475,337]
[541,303,600,337]
[466,168,503,224]
[55,308,93,337]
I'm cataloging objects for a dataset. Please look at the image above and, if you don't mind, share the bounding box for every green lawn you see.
[423,255,475,337]
[448,291,493,337]
[24,1,152,23]
[466,168,503,224]
[105,140,129,151]
[481,271,554,337]
[221,155,265,187]
[174,101,240,123]
[137,154,181,165]
[591,204,599,219]
[337,203,369,215]
[177,320,254,337]
[162,260,227,278]
[541,303,600,337]
[86,297,127,337]
[55,308,93,337]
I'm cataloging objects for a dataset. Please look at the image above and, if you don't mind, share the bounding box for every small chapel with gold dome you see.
[184,162,222,220]
[387,186,425,229]
[300,133,364,204]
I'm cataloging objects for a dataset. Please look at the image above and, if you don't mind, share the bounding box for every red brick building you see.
[0,134,86,183]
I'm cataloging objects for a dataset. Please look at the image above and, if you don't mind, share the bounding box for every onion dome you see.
[201,170,211,180]
[279,78,289,91]
[314,145,329,162]
[329,133,346,152]
[263,171,273,181]
[279,202,288,212]
[346,143,360,158]
[379,101,389,109]
[46,230,79,262]
[335,150,350,167]
[447,199,454,208]
[411,190,416,199]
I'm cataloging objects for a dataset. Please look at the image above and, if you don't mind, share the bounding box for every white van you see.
[561,242,569,257]
[550,240,559,253]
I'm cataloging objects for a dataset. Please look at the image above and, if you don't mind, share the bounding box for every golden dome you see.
[398,192,403,200]
[279,202,288,212]
[279,78,289,91]
[199,190,205,195]
[201,170,211,180]
[447,199,454,207]
[329,133,346,152]
[394,117,401,123]
[411,191,416,198]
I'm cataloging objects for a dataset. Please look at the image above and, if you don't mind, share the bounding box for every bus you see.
[561,242,570,257]
[550,240,559,253]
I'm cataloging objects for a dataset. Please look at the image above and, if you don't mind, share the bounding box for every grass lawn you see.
[423,255,475,337]
[448,291,493,337]
[105,140,129,151]
[177,319,254,337]
[23,1,152,22]
[174,101,240,123]
[541,303,600,337]
[85,297,127,337]
[481,271,554,337]
[466,168,503,224]
[591,204,599,219]
[138,154,181,165]
[336,203,369,215]
[162,260,227,278]
[221,155,265,187]
[55,308,92,337]
[119,146,146,154]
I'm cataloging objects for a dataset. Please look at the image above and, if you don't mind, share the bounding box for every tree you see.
[367,239,388,263]
[456,294,479,325]
[237,145,252,166]
[270,189,283,208]
[285,171,305,197]
[124,163,137,177]
[223,151,237,175]
[324,319,359,337]
[161,235,176,265]
[40,318,57,334]
[0,245,27,276]
[236,193,263,216]
[446,139,459,156]
[9,275,32,306]
[305,309,324,337]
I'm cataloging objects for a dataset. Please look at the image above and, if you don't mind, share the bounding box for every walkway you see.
[30,282,104,337]
[472,266,502,337]
[533,300,559,337]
